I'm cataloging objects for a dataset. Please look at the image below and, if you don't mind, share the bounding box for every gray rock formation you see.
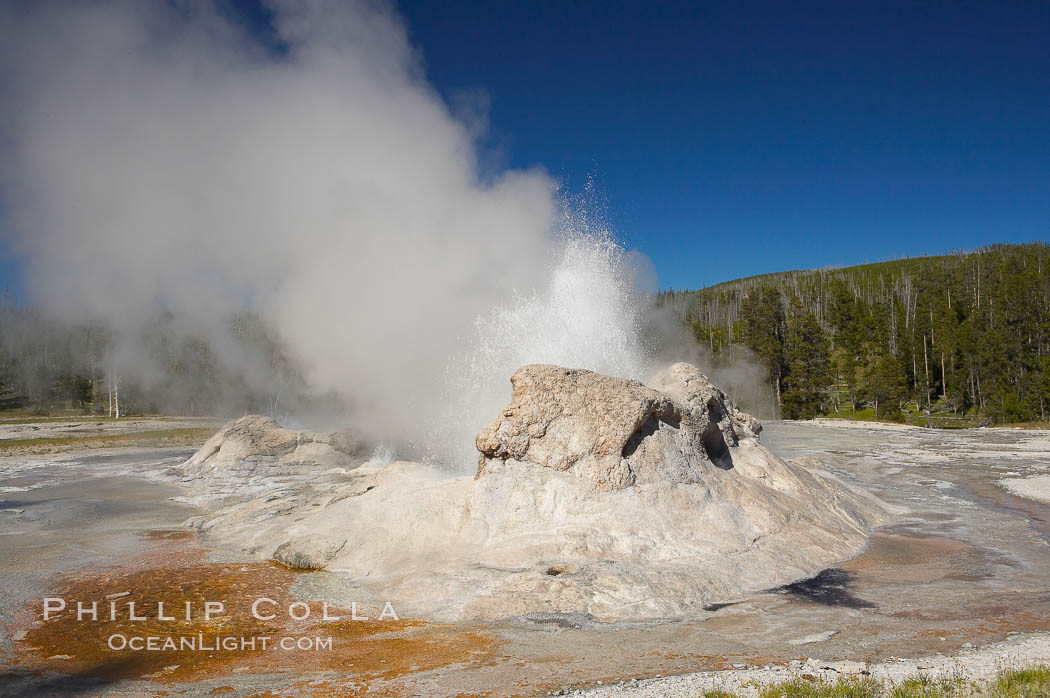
[176,415,370,506]
[475,363,762,487]
[177,363,893,621]
[272,534,348,570]
[648,361,762,440]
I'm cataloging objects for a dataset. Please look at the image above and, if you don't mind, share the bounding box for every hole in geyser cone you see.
[702,426,733,470]
[702,398,734,470]
[621,410,734,471]
[621,413,681,459]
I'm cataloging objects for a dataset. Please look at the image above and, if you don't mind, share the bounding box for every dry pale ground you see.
[1,415,1049,696]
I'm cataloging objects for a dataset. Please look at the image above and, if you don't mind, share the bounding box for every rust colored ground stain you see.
[843,531,987,584]
[911,613,1050,640]
[11,521,1050,695]
[15,560,501,692]
[142,529,199,543]
[967,478,1050,540]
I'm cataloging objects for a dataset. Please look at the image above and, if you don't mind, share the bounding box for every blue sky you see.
[2,0,1047,295]
[398,0,1049,289]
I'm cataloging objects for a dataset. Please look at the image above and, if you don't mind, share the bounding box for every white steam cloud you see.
[0,1,663,467]
[437,224,654,464]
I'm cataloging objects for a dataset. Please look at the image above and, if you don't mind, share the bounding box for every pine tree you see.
[740,287,786,415]
[827,278,863,410]
[782,298,832,419]
[864,354,907,420]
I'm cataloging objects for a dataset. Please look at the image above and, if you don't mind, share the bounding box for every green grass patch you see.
[818,404,984,429]
[758,676,881,698]
[822,406,881,422]
[988,665,1050,697]
[0,413,114,424]
[999,421,1050,430]
[703,664,1050,697]
[0,427,215,454]
[0,409,189,424]
[885,674,965,698]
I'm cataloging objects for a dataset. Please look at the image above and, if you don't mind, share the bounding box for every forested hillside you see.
[6,242,1049,426]
[659,243,1050,425]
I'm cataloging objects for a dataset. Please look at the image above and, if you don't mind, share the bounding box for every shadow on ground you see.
[770,568,876,609]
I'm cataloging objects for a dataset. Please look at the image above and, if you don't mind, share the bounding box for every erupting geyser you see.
[178,362,891,622]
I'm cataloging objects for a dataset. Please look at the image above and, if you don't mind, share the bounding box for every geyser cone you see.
[180,362,892,622]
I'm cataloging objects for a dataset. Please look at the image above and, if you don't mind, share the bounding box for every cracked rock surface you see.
[476,363,763,486]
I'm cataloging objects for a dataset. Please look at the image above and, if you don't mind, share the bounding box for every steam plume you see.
[0,1,664,466]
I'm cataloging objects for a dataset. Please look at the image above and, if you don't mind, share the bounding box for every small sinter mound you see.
[176,415,369,505]
[178,363,892,622]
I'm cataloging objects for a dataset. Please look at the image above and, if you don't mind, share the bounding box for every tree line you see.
[0,292,322,418]
[659,243,1050,424]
